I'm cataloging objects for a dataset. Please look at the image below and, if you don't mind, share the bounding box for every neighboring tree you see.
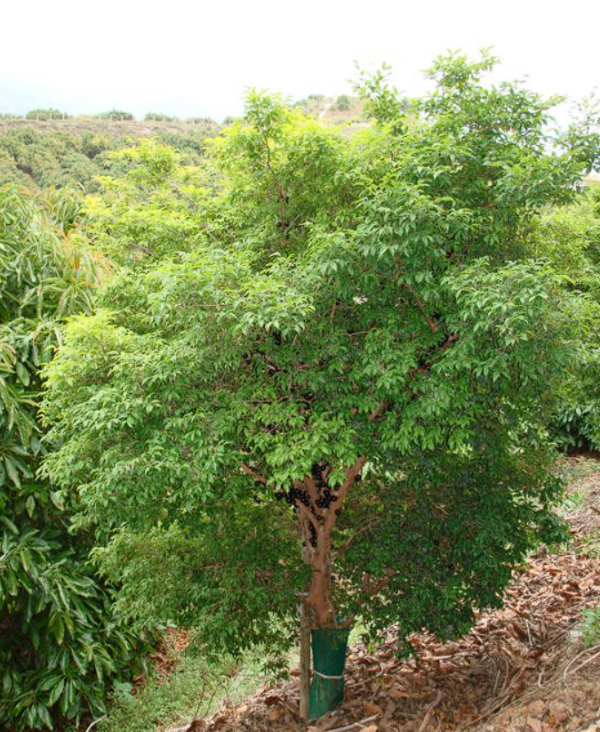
[42,53,599,711]
[145,112,179,122]
[0,187,143,731]
[334,94,351,111]
[530,185,600,449]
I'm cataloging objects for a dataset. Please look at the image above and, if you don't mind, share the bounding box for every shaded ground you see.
[164,458,600,732]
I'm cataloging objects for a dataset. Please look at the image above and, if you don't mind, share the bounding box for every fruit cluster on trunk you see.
[296,457,366,628]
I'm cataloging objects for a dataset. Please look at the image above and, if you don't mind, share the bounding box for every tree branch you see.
[401,281,439,334]
[368,399,390,422]
[393,253,439,335]
[240,463,268,485]
[332,521,375,561]
[343,571,396,626]
[302,476,320,507]
[328,456,367,527]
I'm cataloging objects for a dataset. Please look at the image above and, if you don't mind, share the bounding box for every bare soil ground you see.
[166,458,600,732]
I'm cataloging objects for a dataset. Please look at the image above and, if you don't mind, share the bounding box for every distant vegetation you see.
[334,94,351,110]
[0,128,122,192]
[0,119,221,192]
[186,116,217,124]
[25,108,69,121]
[295,92,362,119]
[94,109,135,121]
[144,112,179,122]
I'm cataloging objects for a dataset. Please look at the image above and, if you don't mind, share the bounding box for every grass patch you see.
[98,649,269,732]
[578,528,600,558]
[558,455,600,486]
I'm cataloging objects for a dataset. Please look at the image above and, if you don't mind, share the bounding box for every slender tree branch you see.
[328,456,367,526]
[393,253,439,334]
[332,521,375,561]
[240,463,268,484]
[260,130,288,233]
[401,281,439,334]
[440,332,459,353]
[368,398,390,422]
[343,571,396,626]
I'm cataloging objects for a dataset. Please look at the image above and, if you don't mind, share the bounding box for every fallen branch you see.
[325,713,379,732]
[84,718,106,732]
[563,643,600,681]
[417,690,444,732]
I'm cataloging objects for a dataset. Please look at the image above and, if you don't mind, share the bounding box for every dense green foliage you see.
[0,123,220,193]
[527,185,600,449]
[80,139,217,264]
[0,187,145,731]
[94,110,135,121]
[42,53,599,676]
[0,128,116,192]
[144,112,179,122]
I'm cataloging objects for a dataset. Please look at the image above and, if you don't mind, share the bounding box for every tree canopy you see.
[42,53,599,667]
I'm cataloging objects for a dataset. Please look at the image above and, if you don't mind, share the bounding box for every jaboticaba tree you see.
[42,51,599,704]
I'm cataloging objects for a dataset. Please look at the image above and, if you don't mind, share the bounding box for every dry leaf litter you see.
[164,459,600,732]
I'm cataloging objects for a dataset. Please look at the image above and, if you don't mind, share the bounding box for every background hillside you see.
[0,118,221,193]
[0,96,364,193]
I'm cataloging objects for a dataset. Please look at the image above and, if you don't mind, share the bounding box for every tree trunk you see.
[295,458,365,719]
[306,541,336,627]
[297,458,366,628]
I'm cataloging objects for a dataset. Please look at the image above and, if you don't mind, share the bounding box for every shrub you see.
[144,112,179,122]
[94,110,135,121]
[334,94,351,111]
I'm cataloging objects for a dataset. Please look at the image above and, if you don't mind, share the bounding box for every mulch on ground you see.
[167,459,600,732]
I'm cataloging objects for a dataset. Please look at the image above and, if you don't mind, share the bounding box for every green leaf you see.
[16,362,30,386]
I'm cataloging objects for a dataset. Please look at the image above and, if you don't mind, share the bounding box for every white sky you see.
[1,0,600,121]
